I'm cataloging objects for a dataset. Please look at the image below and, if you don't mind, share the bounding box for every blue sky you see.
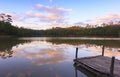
[0,0,120,29]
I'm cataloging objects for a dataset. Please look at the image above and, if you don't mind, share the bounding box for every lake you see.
[0,37,120,77]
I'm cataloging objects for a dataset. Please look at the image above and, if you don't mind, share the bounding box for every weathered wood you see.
[75,47,78,59]
[74,56,120,77]
[110,56,115,77]
[75,67,78,77]
[102,45,105,56]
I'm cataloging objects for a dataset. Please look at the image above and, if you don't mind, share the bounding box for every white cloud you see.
[95,14,120,23]
[2,4,72,29]
[25,11,44,18]
[26,4,71,23]
[35,4,71,14]
[82,14,120,25]
[5,13,24,22]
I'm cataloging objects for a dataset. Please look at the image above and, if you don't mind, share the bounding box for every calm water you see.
[0,37,120,77]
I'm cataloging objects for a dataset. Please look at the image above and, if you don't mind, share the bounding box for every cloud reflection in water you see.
[12,41,71,66]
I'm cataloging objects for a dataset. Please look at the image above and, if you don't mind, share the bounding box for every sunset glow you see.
[0,0,120,29]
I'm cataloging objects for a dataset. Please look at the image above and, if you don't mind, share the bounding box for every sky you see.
[0,0,120,29]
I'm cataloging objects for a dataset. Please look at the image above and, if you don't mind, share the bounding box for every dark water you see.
[0,37,120,77]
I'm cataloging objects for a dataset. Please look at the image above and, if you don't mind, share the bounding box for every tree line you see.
[42,25,120,37]
[0,13,120,37]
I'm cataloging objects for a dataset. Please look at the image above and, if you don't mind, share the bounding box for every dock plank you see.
[74,56,120,77]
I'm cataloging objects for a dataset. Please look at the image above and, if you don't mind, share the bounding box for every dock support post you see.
[75,67,78,77]
[75,47,78,59]
[110,56,115,77]
[102,45,105,56]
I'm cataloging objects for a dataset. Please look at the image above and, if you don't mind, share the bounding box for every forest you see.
[0,13,120,37]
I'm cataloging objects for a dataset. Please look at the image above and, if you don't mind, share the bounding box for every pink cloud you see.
[35,4,70,14]
[83,14,120,25]
[95,14,120,23]
[5,4,71,25]
[25,11,43,18]
[25,4,71,23]
[1,4,72,29]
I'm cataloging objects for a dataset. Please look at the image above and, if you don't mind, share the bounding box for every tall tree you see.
[0,13,12,23]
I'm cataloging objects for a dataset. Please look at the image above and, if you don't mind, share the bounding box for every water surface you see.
[0,37,120,77]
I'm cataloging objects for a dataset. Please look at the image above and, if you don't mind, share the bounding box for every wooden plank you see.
[74,56,120,77]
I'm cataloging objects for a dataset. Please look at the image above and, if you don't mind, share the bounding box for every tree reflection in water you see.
[0,37,120,60]
[0,37,119,77]
[0,37,31,59]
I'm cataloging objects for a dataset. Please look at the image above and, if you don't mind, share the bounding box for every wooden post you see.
[110,56,115,77]
[76,47,78,59]
[102,45,105,56]
[75,67,78,77]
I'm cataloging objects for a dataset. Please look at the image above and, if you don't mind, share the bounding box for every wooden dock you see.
[74,56,120,77]
[74,47,120,77]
